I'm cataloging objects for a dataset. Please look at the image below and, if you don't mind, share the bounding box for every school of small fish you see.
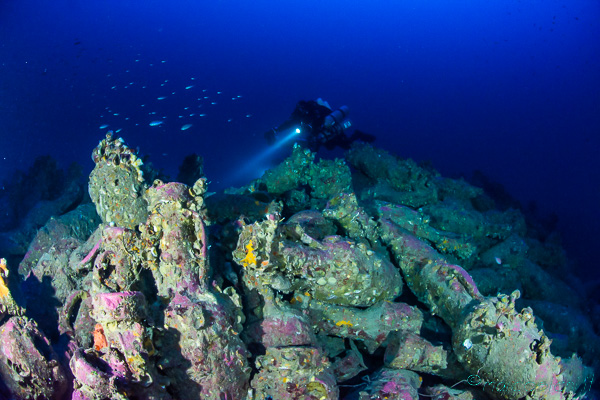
[98,57,250,134]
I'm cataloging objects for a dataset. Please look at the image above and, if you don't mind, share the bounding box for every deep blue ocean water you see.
[1,0,599,280]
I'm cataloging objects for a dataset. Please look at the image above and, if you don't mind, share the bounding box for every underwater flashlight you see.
[225,126,303,186]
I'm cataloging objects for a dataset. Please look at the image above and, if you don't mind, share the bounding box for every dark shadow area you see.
[0,156,81,232]
[22,274,61,343]
[176,154,204,187]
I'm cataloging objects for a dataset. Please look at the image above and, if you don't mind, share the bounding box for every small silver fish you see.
[149,121,164,127]
[99,124,109,129]
[181,124,193,131]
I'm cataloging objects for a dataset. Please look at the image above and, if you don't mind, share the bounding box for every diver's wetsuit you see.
[265,100,332,146]
[265,99,375,151]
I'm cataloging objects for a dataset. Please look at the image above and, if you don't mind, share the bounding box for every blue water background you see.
[0,0,599,278]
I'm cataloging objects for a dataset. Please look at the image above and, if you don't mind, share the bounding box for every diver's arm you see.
[264,118,300,144]
[274,118,298,133]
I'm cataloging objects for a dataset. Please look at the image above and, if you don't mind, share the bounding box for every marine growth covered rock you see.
[0,136,595,400]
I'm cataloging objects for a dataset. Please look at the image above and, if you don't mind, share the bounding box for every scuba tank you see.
[317,106,351,143]
[323,105,350,130]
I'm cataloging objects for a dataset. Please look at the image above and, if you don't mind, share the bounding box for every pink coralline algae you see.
[0,137,596,400]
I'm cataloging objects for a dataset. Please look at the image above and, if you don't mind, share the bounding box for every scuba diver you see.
[264,98,375,151]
